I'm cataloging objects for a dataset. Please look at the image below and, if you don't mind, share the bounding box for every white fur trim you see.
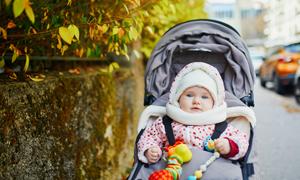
[137,105,166,132]
[227,106,256,127]
[166,102,227,125]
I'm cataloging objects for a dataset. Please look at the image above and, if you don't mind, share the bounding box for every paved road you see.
[253,78,300,180]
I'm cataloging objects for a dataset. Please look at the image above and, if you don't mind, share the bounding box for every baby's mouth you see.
[191,107,202,112]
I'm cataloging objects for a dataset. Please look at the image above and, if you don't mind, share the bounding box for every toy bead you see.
[214,152,220,158]
[200,165,207,172]
[194,170,203,179]
[187,175,197,180]
[203,136,215,152]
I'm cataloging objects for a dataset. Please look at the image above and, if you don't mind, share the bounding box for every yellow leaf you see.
[0,27,7,40]
[59,27,73,44]
[57,35,62,49]
[9,72,17,80]
[28,74,45,82]
[24,54,30,72]
[0,57,5,68]
[5,0,12,6]
[25,5,35,24]
[108,62,120,73]
[61,45,68,55]
[67,0,72,6]
[13,0,25,18]
[112,26,119,35]
[111,62,120,69]
[12,51,19,63]
[102,24,108,33]
[68,24,79,40]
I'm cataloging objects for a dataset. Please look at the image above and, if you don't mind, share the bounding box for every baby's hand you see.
[214,138,230,155]
[145,146,161,163]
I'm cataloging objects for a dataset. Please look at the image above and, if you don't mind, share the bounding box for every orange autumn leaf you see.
[7,21,16,29]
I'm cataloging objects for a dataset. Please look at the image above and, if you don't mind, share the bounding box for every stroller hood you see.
[144,19,255,106]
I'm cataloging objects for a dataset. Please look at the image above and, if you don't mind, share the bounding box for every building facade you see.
[264,0,300,47]
[206,0,267,47]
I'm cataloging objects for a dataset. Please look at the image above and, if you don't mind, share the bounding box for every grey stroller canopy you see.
[144,19,255,106]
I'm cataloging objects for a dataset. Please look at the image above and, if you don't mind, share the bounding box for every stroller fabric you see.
[128,19,257,180]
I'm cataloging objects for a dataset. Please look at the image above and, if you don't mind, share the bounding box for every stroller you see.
[128,19,257,180]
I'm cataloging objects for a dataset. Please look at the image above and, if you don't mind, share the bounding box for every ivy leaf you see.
[25,5,35,24]
[59,27,73,44]
[68,24,80,40]
[24,54,30,72]
[13,0,25,18]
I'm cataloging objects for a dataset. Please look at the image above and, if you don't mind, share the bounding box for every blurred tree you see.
[0,0,207,71]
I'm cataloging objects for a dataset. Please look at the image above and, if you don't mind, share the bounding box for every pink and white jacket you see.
[137,116,249,163]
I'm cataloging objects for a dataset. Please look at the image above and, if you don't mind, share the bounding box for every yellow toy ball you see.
[195,170,202,179]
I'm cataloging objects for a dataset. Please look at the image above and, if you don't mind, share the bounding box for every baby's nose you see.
[193,97,201,104]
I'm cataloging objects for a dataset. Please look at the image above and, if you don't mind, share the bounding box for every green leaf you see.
[86,47,92,57]
[13,0,25,18]
[23,54,30,72]
[112,26,119,35]
[129,27,139,41]
[25,5,35,24]
[0,57,5,68]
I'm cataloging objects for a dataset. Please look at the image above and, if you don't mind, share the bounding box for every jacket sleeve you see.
[137,117,166,163]
[220,124,249,160]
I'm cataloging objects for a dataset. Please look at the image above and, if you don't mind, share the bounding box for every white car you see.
[248,47,265,76]
[250,54,264,76]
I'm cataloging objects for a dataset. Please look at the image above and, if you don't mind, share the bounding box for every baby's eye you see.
[186,93,193,97]
[201,95,209,99]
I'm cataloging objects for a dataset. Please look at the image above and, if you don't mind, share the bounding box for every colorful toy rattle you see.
[149,141,192,180]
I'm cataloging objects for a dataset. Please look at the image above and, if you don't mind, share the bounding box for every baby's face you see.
[178,86,214,113]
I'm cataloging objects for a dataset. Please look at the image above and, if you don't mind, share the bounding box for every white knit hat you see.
[169,62,225,108]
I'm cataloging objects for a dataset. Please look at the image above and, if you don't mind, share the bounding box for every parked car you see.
[259,42,300,94]
[248,47,265,76]
[294,64,300,104]
[250,53,264,76]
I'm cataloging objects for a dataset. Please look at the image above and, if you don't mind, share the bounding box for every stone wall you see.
[0,61,144,179]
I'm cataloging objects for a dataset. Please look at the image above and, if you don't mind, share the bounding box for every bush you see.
[0,0,207,71]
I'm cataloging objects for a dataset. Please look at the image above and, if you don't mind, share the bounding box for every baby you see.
[137,62,249,164]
